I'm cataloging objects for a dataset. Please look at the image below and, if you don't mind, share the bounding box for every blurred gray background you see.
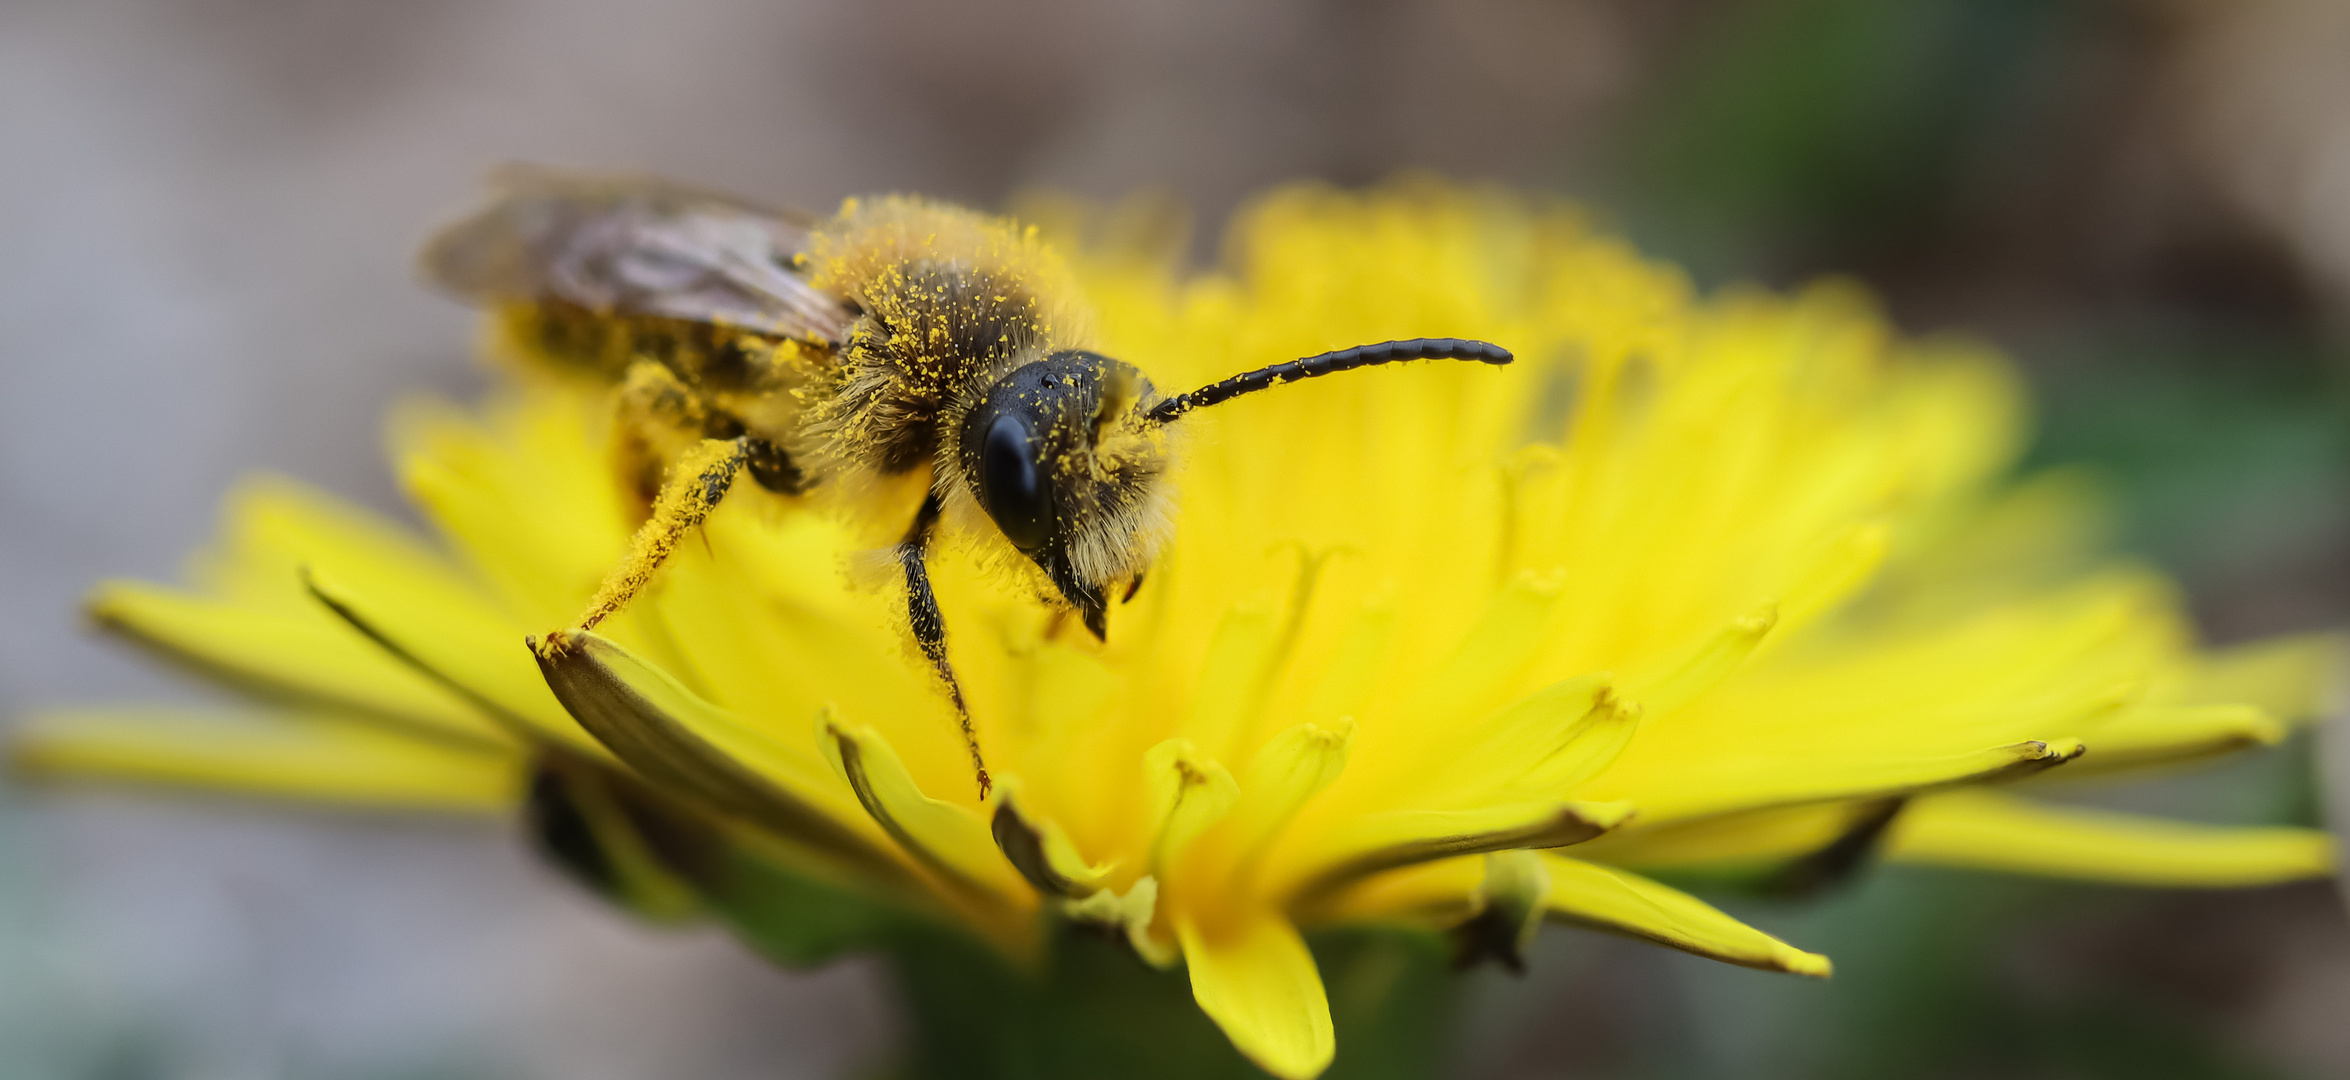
[4,1,2349,1077]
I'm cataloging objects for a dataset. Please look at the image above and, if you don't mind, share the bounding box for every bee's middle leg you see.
[559,436,748,643]
[897,492,991,801]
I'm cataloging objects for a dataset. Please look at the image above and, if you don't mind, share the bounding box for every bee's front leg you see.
[898,493,991,801]
[552,436,748,647]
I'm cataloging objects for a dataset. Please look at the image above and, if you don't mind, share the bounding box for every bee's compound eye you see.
[980,412,1051,552]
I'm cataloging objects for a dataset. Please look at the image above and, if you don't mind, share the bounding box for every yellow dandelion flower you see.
[16,182,2340,1080]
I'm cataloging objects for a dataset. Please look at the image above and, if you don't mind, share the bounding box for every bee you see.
[423,167,1512,799]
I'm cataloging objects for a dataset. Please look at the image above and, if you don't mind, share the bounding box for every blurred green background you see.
[1491,2,2350,1076]
[2,0,2345,1077]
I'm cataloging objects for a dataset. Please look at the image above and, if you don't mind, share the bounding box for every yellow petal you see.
[1377,673,1623,804]
[1510,683,1642,797]
[1290,799,1634,909]
[307,567,595,753]
[1178,910,1335,1080]
[203,475,494,618]
[1543,856,1831,976]
[1777,521,1889,632]
[1063,875,1176,967]
[1630,605,1777,717]
[391,392,630,628]
[1574,801,1868,871]
[2162,631,2347,724]
[12,708,519,812]
[1177,602,1280,763]
[989,775,1115,896]
[1634,737,2085,823]
[534,630,899,880]
[1310,856,1483,925]
[819,711,1032,903]
[1884,789,2336,887]
[88,582,505,749]
[1143,737,1241,875]
[1394,572,1562,726]
[2065,704,2283,775]
[1289,598,1396,734]
[1223,719,1356,874]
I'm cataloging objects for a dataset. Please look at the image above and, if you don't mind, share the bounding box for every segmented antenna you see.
[1146,338,1513,423]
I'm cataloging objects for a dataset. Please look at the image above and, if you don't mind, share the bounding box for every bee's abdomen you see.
[496,301,633,375]
[499,301,779,391]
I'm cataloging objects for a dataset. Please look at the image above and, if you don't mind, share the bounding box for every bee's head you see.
[954,337,1515,639]
[959,350,1174,640]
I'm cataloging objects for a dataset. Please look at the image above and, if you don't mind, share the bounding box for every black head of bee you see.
[961,349,1164,640]
[959,336,1516,641]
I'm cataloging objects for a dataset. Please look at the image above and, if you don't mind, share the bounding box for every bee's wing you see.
[421,165,854,346]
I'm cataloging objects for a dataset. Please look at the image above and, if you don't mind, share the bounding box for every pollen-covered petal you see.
[1178,909,1335,1080]
[534,630,898,877]
[12,708,520,812]
[1628,737,2086,824]
[1288,799,1634,909]
[1542,856,1832,977]
[1884,789,2336,887]
[306,567,595,753]
[819,713,1032,902]
[87,582,506,749]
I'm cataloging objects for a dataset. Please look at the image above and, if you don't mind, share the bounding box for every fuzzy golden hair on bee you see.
[795,196,1092,497]
[1055,366,1177,594]
[801,195,1081,316]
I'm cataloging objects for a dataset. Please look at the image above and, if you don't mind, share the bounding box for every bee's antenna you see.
[1145,338,1513,424]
